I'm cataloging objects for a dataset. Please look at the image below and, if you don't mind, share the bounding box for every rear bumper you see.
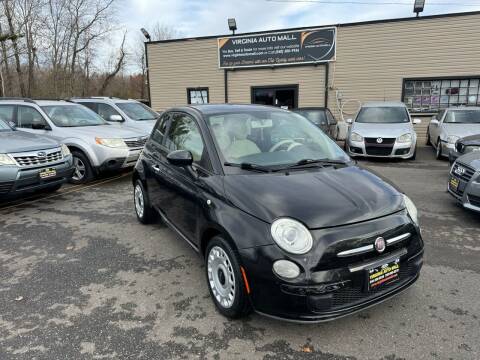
[0,157,74,197]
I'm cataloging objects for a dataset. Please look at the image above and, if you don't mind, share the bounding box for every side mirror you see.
[430,119,439,126]
[413,118,422,125]
[109,114,124,122]
[167,150,193,167]
[31,119,46,130]
[346,118,353,124]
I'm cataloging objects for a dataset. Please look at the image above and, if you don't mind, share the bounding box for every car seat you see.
[224,114,261,160]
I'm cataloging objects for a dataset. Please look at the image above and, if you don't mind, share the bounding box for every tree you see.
[99,31,126,95]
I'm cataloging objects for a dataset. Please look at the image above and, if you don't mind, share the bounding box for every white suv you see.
[71,97,158,134]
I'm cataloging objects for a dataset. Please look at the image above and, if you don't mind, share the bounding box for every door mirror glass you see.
[167,150,193,166]
[109,114,124,122]
[413,118,422,124]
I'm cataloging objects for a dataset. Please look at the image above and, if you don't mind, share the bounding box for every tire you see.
[205,236,252,319]
[436,139,443,160]
[410,147,417,160]
[426,130,431,146]
[70,151,94,184]
[134,179,156,224]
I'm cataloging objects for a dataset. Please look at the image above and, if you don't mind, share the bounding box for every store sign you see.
[218,27,336,69]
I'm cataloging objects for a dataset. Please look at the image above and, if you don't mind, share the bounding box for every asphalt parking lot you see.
[0,146,479,360]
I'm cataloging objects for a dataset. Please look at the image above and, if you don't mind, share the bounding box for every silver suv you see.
[3,99,148,184]
[71,97,158,134]
[0,116,73,198]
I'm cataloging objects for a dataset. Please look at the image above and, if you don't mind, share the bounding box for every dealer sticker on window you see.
[367,258,400,291]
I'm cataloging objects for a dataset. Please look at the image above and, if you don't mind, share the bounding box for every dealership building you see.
[146,11,480,138]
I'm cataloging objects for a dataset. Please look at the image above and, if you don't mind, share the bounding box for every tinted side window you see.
[17,106,47,128]
[81,102,98,113]
[97,103,121,121]
[166,113,210,169]
[0,105,15,123]
[151,113,170,145]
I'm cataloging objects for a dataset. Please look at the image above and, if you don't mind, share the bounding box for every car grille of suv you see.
[0,181,14,194]
[451,162,476,183]
[13,149,63,167]
[125,137,148,149]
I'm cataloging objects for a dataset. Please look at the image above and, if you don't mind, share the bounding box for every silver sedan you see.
[427,107,480,160]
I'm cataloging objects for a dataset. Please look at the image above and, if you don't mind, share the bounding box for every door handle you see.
[152,164,161,172]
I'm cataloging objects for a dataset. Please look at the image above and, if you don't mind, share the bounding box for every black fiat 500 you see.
[132,104,424,322]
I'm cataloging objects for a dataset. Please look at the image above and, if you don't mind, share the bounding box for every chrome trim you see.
[337,232,411,258]
[349,248,408,273]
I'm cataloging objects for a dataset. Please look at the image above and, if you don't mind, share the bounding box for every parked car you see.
[448,152,480,213]
[0,118,73,198]
[1,98,148,184]
[132,104,424,322]
[427,107,480,160]
[345,102,421,160]
[449,134,480,164]
[71,97,159,134]
[292,107,338,139]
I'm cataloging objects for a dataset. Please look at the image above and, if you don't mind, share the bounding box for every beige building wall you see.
[329,13,480,138]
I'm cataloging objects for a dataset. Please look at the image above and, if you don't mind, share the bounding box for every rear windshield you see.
[356,107,409,124]
[0,119,12,132]
[42,105,107,127]
[444,110,480,124]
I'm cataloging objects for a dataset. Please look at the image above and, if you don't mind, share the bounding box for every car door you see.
[15,105,52,136]
[430,109,445,143]
[156,111,211,243]
[325,109,338,138]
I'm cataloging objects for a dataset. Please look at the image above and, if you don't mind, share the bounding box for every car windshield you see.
[294,110,327,125]
[444,110,480,124]
[206,110,349,168]
[0,119,13,132]
[356,107,409,123]
[42,105,107,127]
[116,102,158,121]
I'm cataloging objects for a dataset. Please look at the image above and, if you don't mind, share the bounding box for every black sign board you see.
[218,27,336,69]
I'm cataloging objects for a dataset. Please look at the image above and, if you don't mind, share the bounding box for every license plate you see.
[39,168,57,179]
[366,258,400,291]
[449,176,460,191]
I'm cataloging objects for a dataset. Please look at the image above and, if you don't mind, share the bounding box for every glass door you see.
[252,86,298,109]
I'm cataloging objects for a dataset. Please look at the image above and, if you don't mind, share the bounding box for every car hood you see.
[128,120,156,134]
[223,165,405,229]
[351,122,414,138]
[0,130,60,153]
[442,124,480,138]
[456,152,480,170]
[459,134,480,145]
[59,124,147,139]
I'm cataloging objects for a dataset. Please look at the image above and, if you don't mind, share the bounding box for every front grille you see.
[0,181,14,194]
[451,162,476,183]
[125,137,147,149]
[468,194,480,207]
[13,149,63,167]
[365,137,396,145]
[365,146,393,156]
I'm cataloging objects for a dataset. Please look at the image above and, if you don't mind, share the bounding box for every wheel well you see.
[68,145,91,163]
[200,227,237,257]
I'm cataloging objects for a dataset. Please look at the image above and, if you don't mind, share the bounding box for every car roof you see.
[361,101,406,108]
[73,97,138,104]
[176,103,289,115]
[35,100,77,106]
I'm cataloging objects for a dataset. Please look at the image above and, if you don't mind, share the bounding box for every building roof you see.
[145,10,480,46]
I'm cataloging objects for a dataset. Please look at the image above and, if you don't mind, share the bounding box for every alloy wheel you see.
[207,246,236,309]
[72,157,86,181]
[134,184,145,218]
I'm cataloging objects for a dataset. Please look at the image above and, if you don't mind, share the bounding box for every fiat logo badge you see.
[376,137,383,144]
[374,237,386,253]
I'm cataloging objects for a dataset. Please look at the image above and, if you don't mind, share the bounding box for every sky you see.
[115,0,480,71]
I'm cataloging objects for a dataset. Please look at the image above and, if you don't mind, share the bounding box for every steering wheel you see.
[269,139,302,152]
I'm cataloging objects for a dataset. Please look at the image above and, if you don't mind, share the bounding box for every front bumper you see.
[447,170,480,213]
[0,156,74,197]
[94,146,143,173]
[347,140,415,159]
[239,212,424,322]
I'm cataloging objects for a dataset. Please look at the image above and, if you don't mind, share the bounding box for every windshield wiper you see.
[224,162,271,173]
[274,158,348,171]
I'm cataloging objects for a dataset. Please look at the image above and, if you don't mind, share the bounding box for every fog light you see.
[273,260,300,279]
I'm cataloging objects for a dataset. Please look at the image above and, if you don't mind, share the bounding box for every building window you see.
[403,77,480,113]
[187,88,209,104]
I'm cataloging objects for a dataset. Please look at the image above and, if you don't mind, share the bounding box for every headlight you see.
[271,218,313,254]
[0,154,16,166]
[446,135,460,144]
[61,144,71,157]
[397,133,412,143]
[350,132,364,142]
[403,194,418,226]
[95,137,127,148]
